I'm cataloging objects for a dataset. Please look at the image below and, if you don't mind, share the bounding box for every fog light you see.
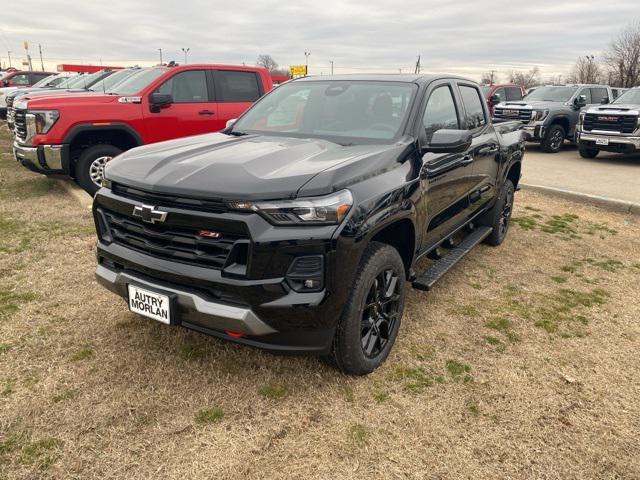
[286,255,324,292]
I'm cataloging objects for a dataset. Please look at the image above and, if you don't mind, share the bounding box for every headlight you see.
[29,110,59,134]
[229,190,353,225]
[532,109,549,121]
[578,112,586,127]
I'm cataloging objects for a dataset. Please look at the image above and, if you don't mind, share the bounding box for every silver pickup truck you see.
[576,87,640,158]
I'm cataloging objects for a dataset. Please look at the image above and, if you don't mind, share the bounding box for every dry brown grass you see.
[1,124,639,479]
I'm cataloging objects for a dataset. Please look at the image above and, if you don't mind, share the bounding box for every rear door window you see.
[214,71,262,102]
[506,87,523,101]
[458,85,487,130]
[154,70,210,103]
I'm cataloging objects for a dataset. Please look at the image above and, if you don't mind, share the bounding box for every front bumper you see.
[522,124,546,141]
[13,142,69,176]
[577,131,640,152]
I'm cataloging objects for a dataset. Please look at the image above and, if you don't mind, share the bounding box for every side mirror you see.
[149,93,173,112]
[600,97,610,105]
[225,118,237,129]
[574,95,587,107]
[423,129,473,154]
[490,94,502,105]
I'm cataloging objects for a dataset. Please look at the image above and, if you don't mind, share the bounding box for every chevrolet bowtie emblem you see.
[132,204,167,224]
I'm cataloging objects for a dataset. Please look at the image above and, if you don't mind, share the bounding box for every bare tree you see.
[480,71,499,85]
[508,67,541,89]
[256,54,279,73]
[604,22,640,88]
[566,56,602,84]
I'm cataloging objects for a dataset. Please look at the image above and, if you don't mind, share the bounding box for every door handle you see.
[198,110,215,115]
[460,154,474,165]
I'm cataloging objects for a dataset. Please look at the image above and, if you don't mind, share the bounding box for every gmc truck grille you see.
[583,113,638,134]
[98,208,248,269]
[13,109,27,142]
[493,108,532,122]
[112,183,229,214]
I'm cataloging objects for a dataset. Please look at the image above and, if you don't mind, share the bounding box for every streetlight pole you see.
[330,60,334,75]
[181,47,190,64]
[38,44,44,71]
[304,51,311,75]
[7,51,12,68]
[158,48,163,65]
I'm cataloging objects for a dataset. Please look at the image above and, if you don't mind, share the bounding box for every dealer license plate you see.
[128,285,171,324]
[595,138,609,146]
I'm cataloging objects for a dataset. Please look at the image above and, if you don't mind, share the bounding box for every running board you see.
[412,226,493,291]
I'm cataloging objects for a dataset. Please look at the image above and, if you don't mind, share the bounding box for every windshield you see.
[63,71,107,89]
[32,74,60,88]
[90,69,141,92]
[524,86,578,102]
[107,68,166,95]
[613,88,640,105]
[54,75,80,89]
[231,80,417,144]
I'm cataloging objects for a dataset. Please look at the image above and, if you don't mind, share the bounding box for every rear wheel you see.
[329,242,406,375]
[542,124,565,153]
[75,144,122,196]
[578,146,599,158]
[478,179,515,247]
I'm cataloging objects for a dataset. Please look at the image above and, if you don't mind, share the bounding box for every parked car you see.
[14,64,273,195]
[493,84,613,153]
[6,69,140,130]
[92,74,524,375]
[1,73,69,119]
[576,86,640,158]
[480,84,525,115]
[0,70,56,88]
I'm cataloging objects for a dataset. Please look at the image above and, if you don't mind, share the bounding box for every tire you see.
[329,242,406,375]
[542,124,565,153]
[75,144,122,196]
[478,179,515,247]
[578,146,599,158]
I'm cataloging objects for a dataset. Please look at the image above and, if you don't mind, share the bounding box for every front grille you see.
[14,108,27,142]
[494,108,532,122]
[112,183,228,214]
[583,113,638,134]
[98,207,248,269]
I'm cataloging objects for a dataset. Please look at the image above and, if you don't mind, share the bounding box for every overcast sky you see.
[1,1,638,81]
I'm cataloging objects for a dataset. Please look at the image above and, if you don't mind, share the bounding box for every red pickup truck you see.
[481,84,525,116]
[13,64,273,194]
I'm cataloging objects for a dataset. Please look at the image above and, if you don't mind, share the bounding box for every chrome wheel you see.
[549,129,564,151]
[89,156,112,187]
[361,269,401,358]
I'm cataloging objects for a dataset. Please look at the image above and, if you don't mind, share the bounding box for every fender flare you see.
[63,122,143,147]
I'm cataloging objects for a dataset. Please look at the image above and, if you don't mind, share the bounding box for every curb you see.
[521,183,640,216]
[57,180,93,209]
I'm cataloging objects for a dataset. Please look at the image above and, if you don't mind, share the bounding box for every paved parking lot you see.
[522,143,639,205]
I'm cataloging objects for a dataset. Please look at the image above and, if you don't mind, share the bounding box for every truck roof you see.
[293,73,473,84]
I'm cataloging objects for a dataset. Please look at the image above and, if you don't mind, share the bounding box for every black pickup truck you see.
[92,74,524,375]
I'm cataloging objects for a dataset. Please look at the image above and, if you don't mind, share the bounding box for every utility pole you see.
[304,51,311,75]
[330,60,334,75]
[23,41,33,70]
[414,55,421,74]
[38,44,44,71]
[158,48,163,65]
[7,51,12,68]
[490,70,496,85]
[181,47,190,64]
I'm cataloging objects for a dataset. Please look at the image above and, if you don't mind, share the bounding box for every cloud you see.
[1,0,638,80]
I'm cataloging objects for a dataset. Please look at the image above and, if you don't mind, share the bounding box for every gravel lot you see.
[1,125,639,479]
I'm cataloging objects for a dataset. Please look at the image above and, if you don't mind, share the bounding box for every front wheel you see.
[542,124,565,153]
[329,242,406,375]
[578,146,599,158]
[75,144,123,196]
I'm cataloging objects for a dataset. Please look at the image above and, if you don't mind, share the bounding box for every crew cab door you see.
[456,82,501,210]
[212,69,264,131]
[142,69,219,143]
[418,81,475,249]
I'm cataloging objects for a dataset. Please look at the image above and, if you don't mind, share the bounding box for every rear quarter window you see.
[215,71,262,102]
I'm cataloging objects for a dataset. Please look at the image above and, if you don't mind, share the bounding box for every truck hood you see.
[496,100,565,110]
[105,133,405,200]
[584,104,640,115]
[17,92,119,109]
[0,87,20,95]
